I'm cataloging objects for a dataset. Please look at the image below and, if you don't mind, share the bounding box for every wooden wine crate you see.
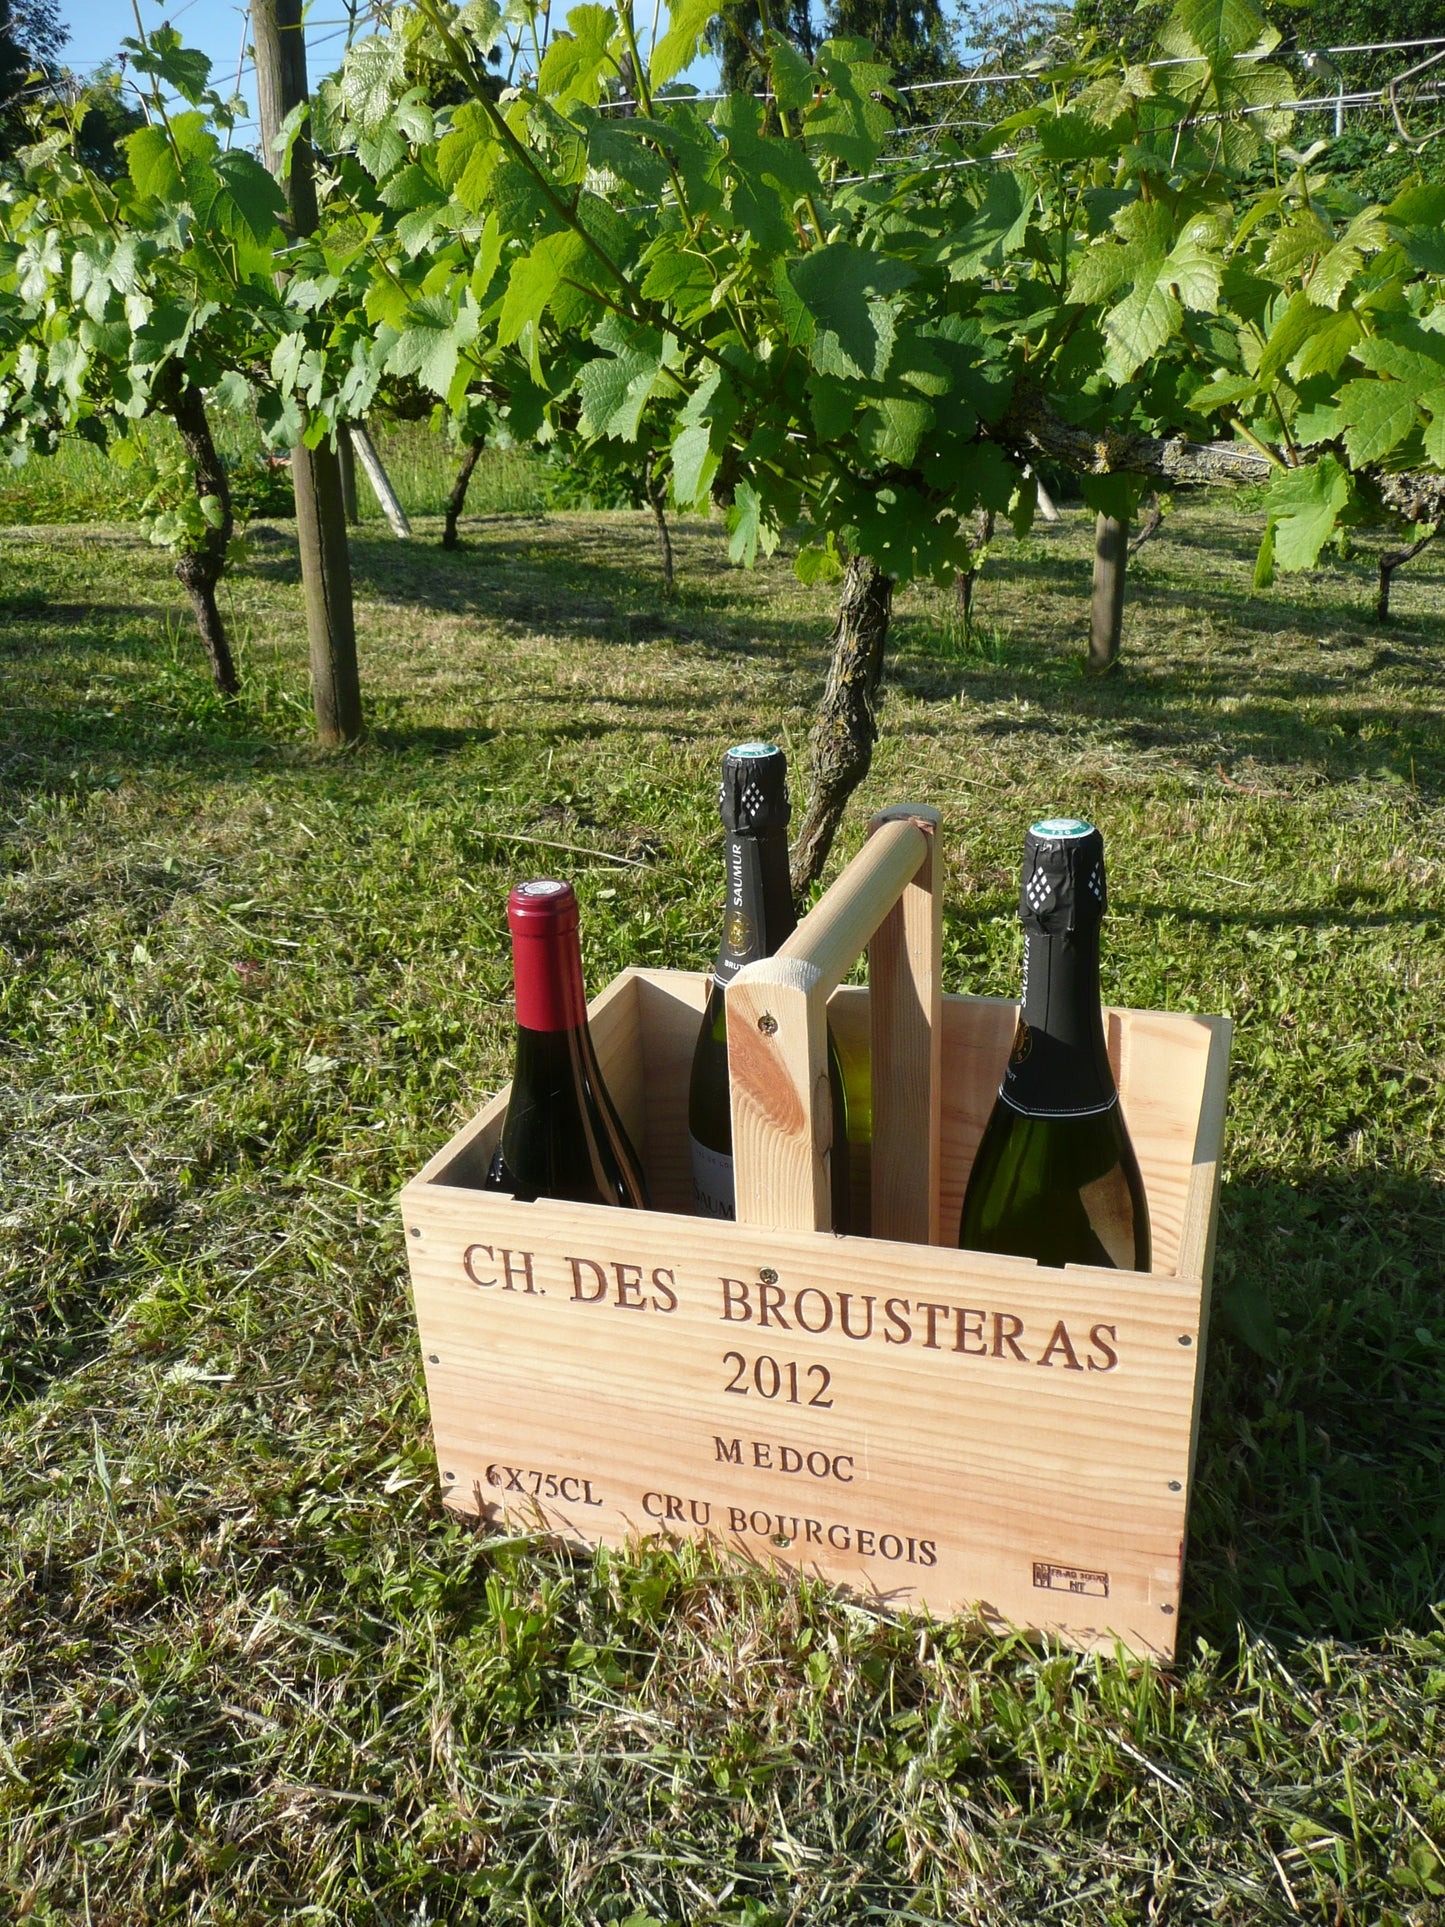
[400,809,1231,1660]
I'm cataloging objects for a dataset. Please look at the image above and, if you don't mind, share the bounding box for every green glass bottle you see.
[959,819,1150,1271]
[688,744,850,1229]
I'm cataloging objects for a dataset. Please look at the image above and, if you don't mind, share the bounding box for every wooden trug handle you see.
[727,806,942,1240]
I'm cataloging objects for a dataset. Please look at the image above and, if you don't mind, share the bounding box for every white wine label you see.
[689,1137,735,1220]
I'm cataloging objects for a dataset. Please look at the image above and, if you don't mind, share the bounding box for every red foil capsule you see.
[507,879,588,1033]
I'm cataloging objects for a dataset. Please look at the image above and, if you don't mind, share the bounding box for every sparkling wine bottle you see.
[959,819,1150,1270]
[688,744,850,1229]
[485,879,648,1208]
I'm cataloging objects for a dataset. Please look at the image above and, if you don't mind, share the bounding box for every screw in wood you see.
[408,1226,421,1239]
[757,1012,778,1035]
[1168,1480,1182,1492]
[760,1267,779,1285]
[443,1470,456,1482]
[428,1354,440,1364]
[1178,1334,1192,1346]
[771,1532,791,1548]
[1160,1603,1175,1615]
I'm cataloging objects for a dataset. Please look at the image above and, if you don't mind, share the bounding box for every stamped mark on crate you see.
[1033,1560,1110,1598]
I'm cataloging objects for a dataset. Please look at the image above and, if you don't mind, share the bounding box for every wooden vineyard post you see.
[1088,512,1129,675]
[338,426,360,525]
[253,0,364,747]
[352,424,413,539]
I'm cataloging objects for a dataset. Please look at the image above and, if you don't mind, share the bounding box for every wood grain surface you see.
[401,968,1231,1659]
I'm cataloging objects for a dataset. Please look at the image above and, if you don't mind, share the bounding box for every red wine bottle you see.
[959,819,1150,1270]
[688,744,850,1229]
[485,880,648,1208]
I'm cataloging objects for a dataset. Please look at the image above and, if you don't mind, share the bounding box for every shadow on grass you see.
[1188,1165,1445,1647]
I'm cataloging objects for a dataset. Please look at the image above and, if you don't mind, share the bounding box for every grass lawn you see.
[1,491,1442,1924]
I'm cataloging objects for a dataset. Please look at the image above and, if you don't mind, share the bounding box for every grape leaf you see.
[342,36,406,137]
[1080,471,1144,520]
[213,369,252,411]
[387,293,480,398]
[944,173,1030,279]
[1171,0,1272,61]
[1306,209,1387,311]
[650,0,713,90]
[196,151,287,247]
[1387,183,1445,273]
[538,6,616,107]
[588,119,670,196]
[727,479,778,566]
[768,36,816,113]
[1034,111,1120,164]
[456,0,504,54]
[46,335,88,403]
[1265,454,1351,571]
[807,373,854,440]
[857,393,932,467]
[640,246,714,309]
[806,39,895,171]
[1332,378,1418,467]
[577,334,662,440]
[1188,373,1255,413]
[1252,515,1275,589]
[667,423,712,504]
[125,115,217,204]
[1256,287,1325,385]
[714,94,822,252]
[122,26,211,105]
[1423,393,1445,468]
[794,537,843,584]
[788,245,914,381]
[498,232,588,349]
[437,103,500,209]
[1351,323,1445,392]
[490,157,563,236]
[1293,307,1360,381]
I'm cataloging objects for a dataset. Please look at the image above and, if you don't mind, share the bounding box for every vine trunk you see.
[649,478,674,597]
[161,371,239,697]
[791,554,893,898]
[443,440,483,550]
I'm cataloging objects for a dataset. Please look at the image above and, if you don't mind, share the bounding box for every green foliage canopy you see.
[1,0,1443,594]
[285,0,1445,585]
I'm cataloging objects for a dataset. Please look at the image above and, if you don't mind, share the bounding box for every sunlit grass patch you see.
[0,500,1441,1923]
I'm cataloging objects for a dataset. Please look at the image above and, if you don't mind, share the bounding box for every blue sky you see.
[54,1,718,147]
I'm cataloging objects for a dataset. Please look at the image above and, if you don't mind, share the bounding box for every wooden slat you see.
[866,806,942,1246]
[1176,1015,1234,1493]
[938,995,1017,1245]
[774,817,928,991]
[725,960,833,1234]
[1113,1009,1219,1279]
[727,817,931,1236]
[400,1180,1206,1659]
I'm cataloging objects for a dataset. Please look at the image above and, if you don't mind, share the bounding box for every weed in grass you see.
[0,502,1441,1922]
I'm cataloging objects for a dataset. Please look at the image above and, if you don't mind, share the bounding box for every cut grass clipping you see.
[0,494,1442,1924]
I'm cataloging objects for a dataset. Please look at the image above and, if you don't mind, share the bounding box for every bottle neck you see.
[713,830,795,984]
[512,924,588,1033]
[511,1017,588,1086]
[1000,926,1118,1118]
